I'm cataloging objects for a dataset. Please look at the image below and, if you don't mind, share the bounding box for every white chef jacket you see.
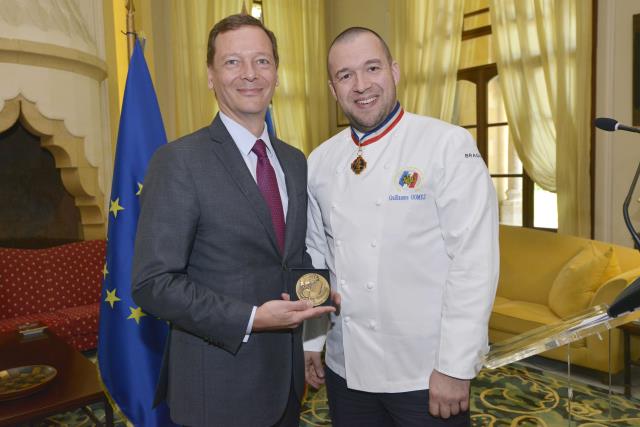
[303,111,499,393]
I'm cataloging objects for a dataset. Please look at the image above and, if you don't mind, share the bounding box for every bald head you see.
[328,27,393,77]
[325,26,400,132]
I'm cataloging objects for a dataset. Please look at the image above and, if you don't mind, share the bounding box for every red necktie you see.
[252,139,286,253]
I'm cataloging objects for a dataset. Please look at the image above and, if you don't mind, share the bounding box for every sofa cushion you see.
[0,240,105,320]
[0,306,100,351]
[53,304,100,351]
[548,243,621,319]
[0,311,65,333]
[55,304,99,340]
[490,300,561,334]
[489,299,587,348]
[492,296,510,308]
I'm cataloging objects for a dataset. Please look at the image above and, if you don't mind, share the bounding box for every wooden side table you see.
[621,321,640,398]
[0,330,113,426]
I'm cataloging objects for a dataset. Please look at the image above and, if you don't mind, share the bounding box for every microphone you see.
[596,117,640,249]
[595,117,640,134]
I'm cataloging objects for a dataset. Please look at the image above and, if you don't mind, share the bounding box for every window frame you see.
[457,10,536,228]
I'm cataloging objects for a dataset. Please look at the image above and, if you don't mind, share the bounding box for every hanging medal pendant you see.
[351,154,367,175]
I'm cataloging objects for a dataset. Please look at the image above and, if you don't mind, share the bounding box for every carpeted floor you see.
[299,363,640,427]
[18,362,640,426]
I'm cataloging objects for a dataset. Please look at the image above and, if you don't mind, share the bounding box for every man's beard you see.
[344,103,393,133]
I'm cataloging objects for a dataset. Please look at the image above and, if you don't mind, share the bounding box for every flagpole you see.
[126,0,136,59]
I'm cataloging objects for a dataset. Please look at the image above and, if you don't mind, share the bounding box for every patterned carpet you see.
[19,363,640,426]
[299,363,640,427]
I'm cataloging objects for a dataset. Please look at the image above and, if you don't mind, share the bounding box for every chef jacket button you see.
[344,316,351,324]
[332,203,337,210]
[368,320,377,330]
[336,240,342,247]
[366,281,375,290]
[375,199,382,206]
[340,279,346,285]
[371,240,377,247]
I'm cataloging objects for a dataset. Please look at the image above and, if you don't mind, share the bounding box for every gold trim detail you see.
[0,38,107,82]
[0,95,106,239]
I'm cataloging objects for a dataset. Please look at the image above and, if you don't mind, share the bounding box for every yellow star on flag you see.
[136,182,143,196]
[127,306,147,324]
[109,198,125,218]
[102,263,108,279]
[105,288,121,309]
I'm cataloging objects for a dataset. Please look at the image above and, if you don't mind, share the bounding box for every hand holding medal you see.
[289,268,333,307]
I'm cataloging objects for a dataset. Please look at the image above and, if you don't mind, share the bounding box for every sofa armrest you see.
[590,267,640,308]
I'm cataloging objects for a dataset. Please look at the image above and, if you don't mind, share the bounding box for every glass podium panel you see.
[484,304,638,369]
[484,304,640,425]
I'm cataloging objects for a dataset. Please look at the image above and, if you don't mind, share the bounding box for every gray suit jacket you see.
[132,115,311,426]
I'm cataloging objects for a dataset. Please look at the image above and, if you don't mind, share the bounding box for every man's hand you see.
[304,351,325,389]
[428,370,470,419]
[252,293,335,332]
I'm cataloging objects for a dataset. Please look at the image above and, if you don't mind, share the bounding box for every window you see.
[250,1,263,20]
[452,1,557,230]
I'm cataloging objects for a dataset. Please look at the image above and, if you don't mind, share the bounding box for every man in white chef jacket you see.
[303,27,499,426]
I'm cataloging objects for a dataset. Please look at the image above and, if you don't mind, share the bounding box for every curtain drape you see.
[391,0,464,121]
[169,0,243,138]
[491,0,592,236]
[263,0,330,155]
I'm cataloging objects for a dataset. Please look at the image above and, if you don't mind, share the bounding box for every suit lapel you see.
[207,115,281,255]
[271,138,298,260]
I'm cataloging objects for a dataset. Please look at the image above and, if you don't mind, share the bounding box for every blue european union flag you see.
[266,105,277,138]
[98,40,176,426]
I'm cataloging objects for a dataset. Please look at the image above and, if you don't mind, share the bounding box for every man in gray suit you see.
[132,14,335,427]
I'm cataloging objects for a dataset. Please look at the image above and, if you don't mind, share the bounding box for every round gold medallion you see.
[295,273,330,306]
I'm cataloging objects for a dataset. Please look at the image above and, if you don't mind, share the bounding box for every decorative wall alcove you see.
[0,95,105,243]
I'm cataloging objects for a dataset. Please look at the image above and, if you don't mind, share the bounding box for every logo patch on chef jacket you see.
[388,168,426,201]
[395,168,423,191]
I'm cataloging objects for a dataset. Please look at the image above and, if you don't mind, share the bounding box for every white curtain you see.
[391,0,464,121]
[263,0,330,154]
[491,0,592,236]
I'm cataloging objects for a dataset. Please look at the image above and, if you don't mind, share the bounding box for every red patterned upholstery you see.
[0,240,106,351]
[54,304,100,350]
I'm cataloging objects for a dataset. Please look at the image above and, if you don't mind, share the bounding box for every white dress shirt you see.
[219,111,288,341]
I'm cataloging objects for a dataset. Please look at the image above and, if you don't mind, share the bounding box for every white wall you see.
[595,0,640,247]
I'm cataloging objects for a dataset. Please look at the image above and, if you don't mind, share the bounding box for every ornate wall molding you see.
[0,0,97,52]
[0,38,107,81]
[0,95,106,239]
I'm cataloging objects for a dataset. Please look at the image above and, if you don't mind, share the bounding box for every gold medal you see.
[351,154,367,174]
[295,273,330,306]
[351,139,367,176]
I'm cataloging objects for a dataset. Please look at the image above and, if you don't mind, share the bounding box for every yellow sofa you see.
[490,225,640,373]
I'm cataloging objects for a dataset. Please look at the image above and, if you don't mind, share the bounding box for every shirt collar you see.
[219,111,274,156]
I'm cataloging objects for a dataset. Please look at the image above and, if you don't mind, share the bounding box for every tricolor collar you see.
[351,102,404,147]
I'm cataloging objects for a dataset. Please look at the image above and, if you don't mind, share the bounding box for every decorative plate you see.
[0,365,57,401]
